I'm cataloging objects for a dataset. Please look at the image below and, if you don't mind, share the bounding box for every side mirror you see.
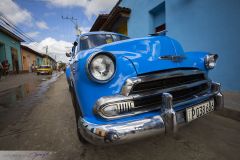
[73,41,78,47]
[71,41,78,57]
[66,52,71,57]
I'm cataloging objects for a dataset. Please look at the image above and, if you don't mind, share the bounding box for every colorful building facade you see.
[0,26,24,73]
[21,45,43,72]
[90,2,130,35]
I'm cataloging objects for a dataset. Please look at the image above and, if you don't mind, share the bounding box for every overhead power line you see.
[61,16,82,36]
[0,11,35,42]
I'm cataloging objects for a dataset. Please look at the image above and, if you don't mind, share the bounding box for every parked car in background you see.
[66,31,223,145]
[37,65,53,75]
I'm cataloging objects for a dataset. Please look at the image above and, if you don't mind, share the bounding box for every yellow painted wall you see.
[21,48,37,72]
[117,22,128,36]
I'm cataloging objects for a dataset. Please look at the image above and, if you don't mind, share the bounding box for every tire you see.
[67,80,71,91]
[37,73,39,75]
[69,85,89,144]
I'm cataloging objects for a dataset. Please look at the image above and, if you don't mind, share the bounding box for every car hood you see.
[93,36,205,74]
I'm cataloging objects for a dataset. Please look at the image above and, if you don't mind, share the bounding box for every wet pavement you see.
[0,75,239,160]
[0,72,62,133]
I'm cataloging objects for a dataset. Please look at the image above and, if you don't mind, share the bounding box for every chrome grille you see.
[131,73,205,94]
[115,101,134,113]
[122,69,211,109]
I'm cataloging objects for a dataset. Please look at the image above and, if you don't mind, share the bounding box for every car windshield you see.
[80,34,129,50]
[39,66,50,69]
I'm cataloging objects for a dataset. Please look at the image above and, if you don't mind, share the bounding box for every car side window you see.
[120,35,129,40]
[77,38,81,53]
[105,34,113,44]
[112,34,129,42]
[112,34,120,41]
[80,36,89,51]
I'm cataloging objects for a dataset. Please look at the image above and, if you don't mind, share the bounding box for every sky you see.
[0,0,118,62]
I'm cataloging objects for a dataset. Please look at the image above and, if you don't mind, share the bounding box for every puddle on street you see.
[0,72,63,132]
[0,72,62,109]
[0,82,39,109]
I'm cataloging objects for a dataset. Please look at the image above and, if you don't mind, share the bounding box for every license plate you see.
[186,99,214,122]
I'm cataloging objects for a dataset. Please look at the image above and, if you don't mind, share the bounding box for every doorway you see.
[0,42,6,63]
[11,47,19,74]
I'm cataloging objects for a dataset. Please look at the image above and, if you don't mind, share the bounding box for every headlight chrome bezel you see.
[86,52,116,83]
[204,54,218,69]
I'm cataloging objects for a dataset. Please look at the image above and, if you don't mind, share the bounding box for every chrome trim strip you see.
[121,69,204,96]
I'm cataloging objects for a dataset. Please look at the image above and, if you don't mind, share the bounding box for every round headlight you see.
[204,54,218,69]
[87,53,116,83]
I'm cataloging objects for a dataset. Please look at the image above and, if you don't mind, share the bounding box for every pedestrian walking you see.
[31,64,34,72]
[2,60,10,75]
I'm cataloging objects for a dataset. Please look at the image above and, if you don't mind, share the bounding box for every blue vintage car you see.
[65,31,223,145]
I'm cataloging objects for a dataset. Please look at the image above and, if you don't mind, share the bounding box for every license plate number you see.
[186,99,214,122]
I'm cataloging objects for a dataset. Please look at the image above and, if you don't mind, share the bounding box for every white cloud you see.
[26,31,40,38]
[0,0,32,25]
[36,21,49,29]
[45,0,118,18]
[24,37,72,63]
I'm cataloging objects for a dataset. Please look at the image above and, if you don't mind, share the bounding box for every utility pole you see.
[43,46,48,65]
[61,16,82,36]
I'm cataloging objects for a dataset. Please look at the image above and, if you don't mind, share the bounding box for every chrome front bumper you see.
[78,83,224,145]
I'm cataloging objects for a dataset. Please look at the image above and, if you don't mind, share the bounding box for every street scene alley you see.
[1,0,240,160]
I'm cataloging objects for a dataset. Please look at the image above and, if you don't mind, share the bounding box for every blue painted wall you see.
[120,0,240,91]
[149,1,165,33]
[0,31,22,71]
[166,0,240,91]
[120,0,165,38]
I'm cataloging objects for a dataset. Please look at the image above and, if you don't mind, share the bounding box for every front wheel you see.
[69,85,89,144]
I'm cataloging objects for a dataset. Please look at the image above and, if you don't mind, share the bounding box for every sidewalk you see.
[218,91,240,121]
[224,92,240,112]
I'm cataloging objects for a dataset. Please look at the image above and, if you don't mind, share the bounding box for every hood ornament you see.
[159,55,185,62]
